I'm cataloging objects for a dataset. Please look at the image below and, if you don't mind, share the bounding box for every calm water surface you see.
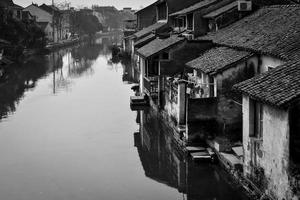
[0,37,248,200]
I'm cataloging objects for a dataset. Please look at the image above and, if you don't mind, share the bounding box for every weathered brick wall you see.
[214,57,259,141]
[243,96,292,199]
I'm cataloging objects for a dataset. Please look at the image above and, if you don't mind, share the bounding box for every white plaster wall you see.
[243,95,291,199]
[260,104,290,199]
[177,83,186,124]
[140,57,145,94]
[260,56,285,73]
[164,94,179,123]
[242,96,251,174]
[44,24,53,40]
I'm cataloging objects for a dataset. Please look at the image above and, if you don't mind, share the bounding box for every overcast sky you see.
[14,0,155,10]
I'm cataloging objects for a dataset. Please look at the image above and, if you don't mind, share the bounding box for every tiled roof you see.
[134,34,156,47]
[203,1,237,18]
[135,1,158,14]
[186,47,252,74]
[134,22,167,38]
[199,5,300,61]
[169,0,217,16]
[137,35,185,58]
[234,61,300,108]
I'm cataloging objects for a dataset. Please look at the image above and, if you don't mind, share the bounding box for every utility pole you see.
[52,0,56,94]
[52,0,55,43]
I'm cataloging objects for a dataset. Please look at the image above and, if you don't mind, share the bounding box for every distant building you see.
[122,7,133,12]
[61,10,72,39]
[23,4,57,42]
[9,3,23,20]
[169,0,244,38]
[39,4,64,42]
[23,4,52,23]
[37,22,53,41]
[135,3,157,30]
[22,10,35,22]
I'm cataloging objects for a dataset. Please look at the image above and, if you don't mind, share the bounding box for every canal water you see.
[0,37,248,200]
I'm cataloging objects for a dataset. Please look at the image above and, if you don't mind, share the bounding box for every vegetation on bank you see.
[0,7,46,61]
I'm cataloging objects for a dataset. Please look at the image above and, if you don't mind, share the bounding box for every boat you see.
[130,95,149,110]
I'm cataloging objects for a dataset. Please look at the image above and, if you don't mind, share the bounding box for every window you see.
[187,13,193,30]
[177,18,183,28]
[209,76,215,97]
[17,10,21,19]
[157,3,167,20]
[250,99,263,139]
[161,52,169,60]
[267,66,274,71]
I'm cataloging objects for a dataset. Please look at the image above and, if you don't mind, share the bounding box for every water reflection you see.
[135,108,249,200]
[0,56,50,120]
[122,59,140,84]
[0,37,117,121]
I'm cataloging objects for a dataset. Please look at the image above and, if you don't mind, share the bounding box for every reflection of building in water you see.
[0,37,120,119]
[0,56,51,120]
[135,108,249,200]
[122,59,139,84]
[51,40,109,93]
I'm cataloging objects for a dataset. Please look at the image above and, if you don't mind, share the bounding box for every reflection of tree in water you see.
[49,49,72,93]
[68,42,103,78]
[108,45,137,84]
[0,56,50,120]
[0,36,121,120]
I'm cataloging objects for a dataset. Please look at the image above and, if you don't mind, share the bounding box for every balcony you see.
[144,76,158,97]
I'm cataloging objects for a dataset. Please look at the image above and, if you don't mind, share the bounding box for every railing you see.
[144,76,158,97]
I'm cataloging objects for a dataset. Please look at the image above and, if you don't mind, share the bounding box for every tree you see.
[0,7,46,60]
[70,11,103,36]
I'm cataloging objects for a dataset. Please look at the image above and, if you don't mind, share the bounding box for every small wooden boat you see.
[190,151,211,161]
[187,146,214,162]
[130,95,149,110]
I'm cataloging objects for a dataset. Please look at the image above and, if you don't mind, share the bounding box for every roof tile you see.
[234,61,300,108]
[203,1,237,18]
[134,22,167,38]
[199,5,300,61]
[137,35,185,58]
[134,34,156,47]
[186,47,252,74]
[169,0,218,16]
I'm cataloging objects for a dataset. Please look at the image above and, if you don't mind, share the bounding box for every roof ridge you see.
[262,4,300,8]
[234,60,300,108]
